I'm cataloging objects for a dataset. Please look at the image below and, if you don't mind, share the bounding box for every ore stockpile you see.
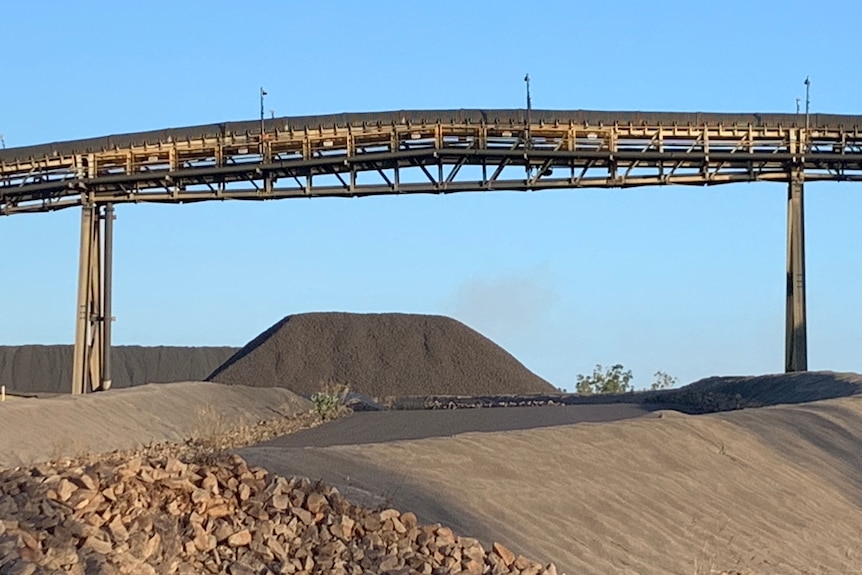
[208,313,556,399]
[0,346,237,394]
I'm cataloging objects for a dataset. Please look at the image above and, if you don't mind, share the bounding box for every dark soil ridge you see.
[208,312,557,398]
[0,345,238,394]
[385,370,862,413]
[648,370,862,412]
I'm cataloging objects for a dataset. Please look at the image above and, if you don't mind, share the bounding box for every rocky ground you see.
[0,451,563,575]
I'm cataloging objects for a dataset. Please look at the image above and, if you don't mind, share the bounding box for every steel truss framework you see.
[2,116,862,212]
[3,110,861,392]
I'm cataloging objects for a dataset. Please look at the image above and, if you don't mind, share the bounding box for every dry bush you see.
[310,380,351,421]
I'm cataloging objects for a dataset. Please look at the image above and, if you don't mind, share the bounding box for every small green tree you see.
[650,370,678,391]
[576,364,633,395]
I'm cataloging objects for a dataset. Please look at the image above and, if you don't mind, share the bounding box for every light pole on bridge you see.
[260,87,267,141]
[259,87,273,194]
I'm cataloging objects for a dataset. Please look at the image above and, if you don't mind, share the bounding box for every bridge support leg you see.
[785,170,808,372]
[71,203,115,394]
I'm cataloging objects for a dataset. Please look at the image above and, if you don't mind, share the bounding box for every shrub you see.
[310,381,350,420]
[650,370,678,391]
[576,364,633,395]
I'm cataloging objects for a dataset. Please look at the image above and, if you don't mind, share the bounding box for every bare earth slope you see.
[3,372,861,573]
[0,381,311,468]
[651,370,862,410]
[240,373,862,575]
[0,345,238,394]
[208,312,556,397]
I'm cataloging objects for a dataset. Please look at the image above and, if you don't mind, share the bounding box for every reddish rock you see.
[56,478,77,502]
[493,542,516,566]
[305,492,328,514]
[228,529,252,547]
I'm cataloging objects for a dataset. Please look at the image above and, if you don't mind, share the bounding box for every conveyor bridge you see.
[4,109,861,392]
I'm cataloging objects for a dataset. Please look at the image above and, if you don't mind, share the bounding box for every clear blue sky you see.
[2,0,861,390]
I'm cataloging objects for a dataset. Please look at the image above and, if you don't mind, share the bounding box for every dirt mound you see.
[0,382,312,468]
[0,345,238,394]
[208,312,556,398]
[648,370,862,412]
[242,393,862,575]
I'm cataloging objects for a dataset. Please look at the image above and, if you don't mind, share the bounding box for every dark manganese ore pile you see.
[0,346,237,394]
[208,312,556,398]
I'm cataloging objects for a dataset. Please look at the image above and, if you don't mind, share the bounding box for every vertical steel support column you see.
[72,204,96,394]
[785,169,808,372]
[71,203,114,394]
[89,214,104,392]
[102,204,114,391]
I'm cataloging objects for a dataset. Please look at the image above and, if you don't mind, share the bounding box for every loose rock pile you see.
[0,454,563,575]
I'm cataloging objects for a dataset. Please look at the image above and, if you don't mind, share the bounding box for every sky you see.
[1,0,861,391]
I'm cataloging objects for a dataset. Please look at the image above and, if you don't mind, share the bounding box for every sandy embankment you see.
[3,352,862,574]
[0,382,310,468]
[240,388,862,575]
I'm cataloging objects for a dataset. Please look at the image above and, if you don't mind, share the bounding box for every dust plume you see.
[445,264,557,340]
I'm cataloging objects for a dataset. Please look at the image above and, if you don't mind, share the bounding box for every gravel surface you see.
[250,403,665,449]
